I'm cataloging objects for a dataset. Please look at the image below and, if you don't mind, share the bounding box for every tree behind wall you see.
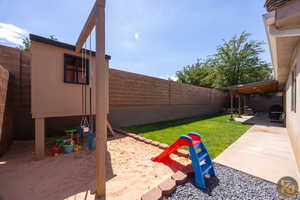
[176,32,273,89]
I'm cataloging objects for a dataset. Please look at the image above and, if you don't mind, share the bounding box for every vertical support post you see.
[230,91,234,120]
[282,91,286,126]
[243,95,246,114]
[95,0,107,197]
[35,118,45,159]
[238,94,241,117]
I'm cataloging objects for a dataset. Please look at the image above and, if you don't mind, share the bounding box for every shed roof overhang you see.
[228,80,279,95]
[263,1,300,89]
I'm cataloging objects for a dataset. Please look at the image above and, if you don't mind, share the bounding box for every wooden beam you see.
[75,2,97,52]
[35,118,45,159]
[95,0,107,197]
[107,120,115,136]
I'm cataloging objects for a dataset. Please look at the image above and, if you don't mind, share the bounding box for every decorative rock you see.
[158,143,169,149]
[141,187,162,200]
[158,178,176,196]
[176,149,189,158]
[151,141,160,146]
[171,171,188,185]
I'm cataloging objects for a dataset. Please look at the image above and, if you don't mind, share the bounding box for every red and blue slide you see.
[152,132,216,189]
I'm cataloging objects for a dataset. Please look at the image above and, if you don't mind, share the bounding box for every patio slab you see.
[214,115,300,184]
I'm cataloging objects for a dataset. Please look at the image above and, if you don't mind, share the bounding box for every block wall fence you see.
[0,65,12,155]
[0,45,228,139]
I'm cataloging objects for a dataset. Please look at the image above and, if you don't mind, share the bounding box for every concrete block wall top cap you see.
[158,178,176,196]
[141,187,162,200]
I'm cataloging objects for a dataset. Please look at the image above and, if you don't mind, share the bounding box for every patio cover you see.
[228,80,279,95]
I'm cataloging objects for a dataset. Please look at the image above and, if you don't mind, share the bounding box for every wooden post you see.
[95,0,107,197]
[35,118,45,159]
[238,94,241,117]
[243,95,246,114]
[230,91,233,120]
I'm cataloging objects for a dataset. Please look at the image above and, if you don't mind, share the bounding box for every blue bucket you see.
[64,145,73,153]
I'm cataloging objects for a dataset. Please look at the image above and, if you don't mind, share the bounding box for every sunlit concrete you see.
[214,115,300,184]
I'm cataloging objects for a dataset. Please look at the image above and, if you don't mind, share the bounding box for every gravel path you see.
[168,163,300,200]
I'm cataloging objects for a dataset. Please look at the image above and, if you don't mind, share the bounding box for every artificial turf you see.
[122,114,251,159]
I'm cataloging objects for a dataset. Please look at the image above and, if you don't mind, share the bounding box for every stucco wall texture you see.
[285,45,300,172]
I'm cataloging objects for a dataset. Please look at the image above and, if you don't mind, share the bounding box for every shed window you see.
[64,54,89,85]
[291,70,297,112]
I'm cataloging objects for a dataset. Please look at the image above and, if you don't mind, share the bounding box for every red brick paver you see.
[158,143,169,149]
[141,187,162,200]
[171,170,188,185]
[158,178,176,196]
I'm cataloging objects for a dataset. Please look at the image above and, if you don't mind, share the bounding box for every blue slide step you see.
[197,151,208,162]
[201,162,212,175]
[188,132,216,189]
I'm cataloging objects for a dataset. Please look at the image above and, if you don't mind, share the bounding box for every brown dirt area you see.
[0,134,190,200]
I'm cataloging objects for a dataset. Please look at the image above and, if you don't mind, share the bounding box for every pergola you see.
[75,0,107,197]
[227,80,279,118]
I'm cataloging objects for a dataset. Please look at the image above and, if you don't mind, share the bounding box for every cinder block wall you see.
[0,45,227,138]
[0,65,12,155]
[0,45,33,139]
[108,69,226,127]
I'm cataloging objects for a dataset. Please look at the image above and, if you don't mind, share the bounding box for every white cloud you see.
[134,32,139,40]
[0,23,28,46]
[159,75,178,81]
[168,75,178,81]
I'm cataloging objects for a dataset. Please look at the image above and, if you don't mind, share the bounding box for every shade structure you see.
[228,80,279,95]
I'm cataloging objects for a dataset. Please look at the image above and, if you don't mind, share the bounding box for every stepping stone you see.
[158,178,176,196]
[141,187,162,200]
[172,171,188,185]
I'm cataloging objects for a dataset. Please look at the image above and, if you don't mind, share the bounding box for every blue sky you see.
[0,0,270,79]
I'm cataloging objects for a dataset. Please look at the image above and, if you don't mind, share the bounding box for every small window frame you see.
[63,54,90,85]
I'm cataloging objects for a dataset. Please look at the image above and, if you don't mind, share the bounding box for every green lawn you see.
[122,114,251,159]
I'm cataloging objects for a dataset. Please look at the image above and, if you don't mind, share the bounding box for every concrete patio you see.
[214,115,300,183]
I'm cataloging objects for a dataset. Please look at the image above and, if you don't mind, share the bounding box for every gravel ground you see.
[168,163,300,200]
